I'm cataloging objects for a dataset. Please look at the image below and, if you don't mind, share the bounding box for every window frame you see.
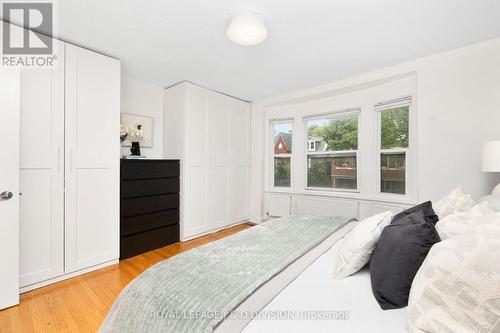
[270,119,294,189]
[303,110,361,193]
[375,97,412,199]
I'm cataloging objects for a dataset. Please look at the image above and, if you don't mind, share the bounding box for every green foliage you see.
[307,157,331,187]
[381,107,409,149]
[274,158,290,187]
[308,117,358,151]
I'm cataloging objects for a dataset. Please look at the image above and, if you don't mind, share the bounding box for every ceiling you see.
[11,0,500,100]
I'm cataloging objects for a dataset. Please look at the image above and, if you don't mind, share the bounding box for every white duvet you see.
[243,241,408,333]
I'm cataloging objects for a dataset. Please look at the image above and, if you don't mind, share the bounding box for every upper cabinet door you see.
[64,44,121,273]
[228,99,251,167]
[185,84,210,167]
[19,40,65,287]
[207,93,230,166]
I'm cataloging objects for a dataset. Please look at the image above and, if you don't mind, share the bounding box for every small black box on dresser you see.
[120,159,180,259]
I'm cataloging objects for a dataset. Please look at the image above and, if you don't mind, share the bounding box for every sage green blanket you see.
[100,215,352,333]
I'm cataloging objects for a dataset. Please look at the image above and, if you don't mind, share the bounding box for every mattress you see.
[241,240,408,333]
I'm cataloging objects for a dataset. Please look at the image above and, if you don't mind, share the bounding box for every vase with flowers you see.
[120,124,144,156]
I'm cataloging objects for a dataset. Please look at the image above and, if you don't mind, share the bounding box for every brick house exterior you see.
[274,132,292,154]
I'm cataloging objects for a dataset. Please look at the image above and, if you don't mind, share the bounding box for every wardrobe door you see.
[207,93,230,229]
[228,99,251,223]
[183,85,210,239]
[19,40,65,287]
[64,44,120,273]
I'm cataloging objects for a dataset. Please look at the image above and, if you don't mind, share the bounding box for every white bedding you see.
[215,220,357,333]
[242,240,408,333]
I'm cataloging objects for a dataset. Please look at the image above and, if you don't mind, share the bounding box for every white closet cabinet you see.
[164,82,250,240]
[19,40,65,287]
[64,44,121,273]
[19,41,120,289]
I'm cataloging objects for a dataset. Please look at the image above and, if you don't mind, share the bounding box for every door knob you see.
[0,191,13,200]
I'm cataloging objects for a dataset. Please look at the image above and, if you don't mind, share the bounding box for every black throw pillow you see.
[392,201,439,225]
[370,209,441,310]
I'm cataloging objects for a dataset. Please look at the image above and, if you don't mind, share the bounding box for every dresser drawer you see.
[121,209,179,236]
[121,194,179,217]
[120,224,179,259]
[121,178,179,198]
[121,160,180,180]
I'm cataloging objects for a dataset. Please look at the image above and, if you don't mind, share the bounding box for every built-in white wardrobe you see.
[164,82,251,240]
[19,40,120,291]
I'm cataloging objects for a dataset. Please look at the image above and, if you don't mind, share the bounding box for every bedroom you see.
[1,1,500,332]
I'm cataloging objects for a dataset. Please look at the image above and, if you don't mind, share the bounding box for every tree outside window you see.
[306,114,359,190]
[271,121,293,187]
[379,105,409,195]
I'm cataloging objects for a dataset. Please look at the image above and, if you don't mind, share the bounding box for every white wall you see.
[250,38,500,223]
[121,77,165,158]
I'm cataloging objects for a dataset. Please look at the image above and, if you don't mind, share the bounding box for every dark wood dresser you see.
[120,159,180,259]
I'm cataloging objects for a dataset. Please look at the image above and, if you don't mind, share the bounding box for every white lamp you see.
[482,141,500,195]
[226,14,268,46]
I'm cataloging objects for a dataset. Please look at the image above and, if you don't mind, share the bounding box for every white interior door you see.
[0,69,21,309]
[19,40,65,287]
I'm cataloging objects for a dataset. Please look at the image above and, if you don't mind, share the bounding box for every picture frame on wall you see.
[121,113,154,148]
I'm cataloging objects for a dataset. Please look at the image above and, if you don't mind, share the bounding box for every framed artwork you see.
[121,113,154,148]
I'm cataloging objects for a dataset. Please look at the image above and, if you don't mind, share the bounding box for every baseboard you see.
[19,259,119,294]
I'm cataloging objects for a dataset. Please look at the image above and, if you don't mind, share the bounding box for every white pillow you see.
[433,184,475,219]
[478,194,500,212]
[408,215,500,333]
[333,211,393,279]
[436,202,494,240]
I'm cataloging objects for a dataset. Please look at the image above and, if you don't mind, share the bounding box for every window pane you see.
[381,153,406,194]
[307,155,357,190]
[381,106,409,149]
[272,122,293,154]
[307,115,358,152]
[274,157,291,187]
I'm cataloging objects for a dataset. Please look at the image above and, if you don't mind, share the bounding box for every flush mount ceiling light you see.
[226,13,268,46]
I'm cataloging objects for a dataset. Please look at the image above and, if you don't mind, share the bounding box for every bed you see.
[100,215,406,333]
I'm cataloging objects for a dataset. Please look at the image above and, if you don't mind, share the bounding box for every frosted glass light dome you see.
[226,14,268,46]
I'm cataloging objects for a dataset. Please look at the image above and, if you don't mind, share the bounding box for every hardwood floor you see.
[0,223,253,333]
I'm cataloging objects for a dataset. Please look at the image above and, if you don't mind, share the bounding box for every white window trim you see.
[304,111,360,193]
[270,119,294,190]
[374,97,413,200]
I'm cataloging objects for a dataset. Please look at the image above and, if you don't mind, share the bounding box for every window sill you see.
[267,188,294,194]
[265,188,417,205]
[305,187,359,194]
